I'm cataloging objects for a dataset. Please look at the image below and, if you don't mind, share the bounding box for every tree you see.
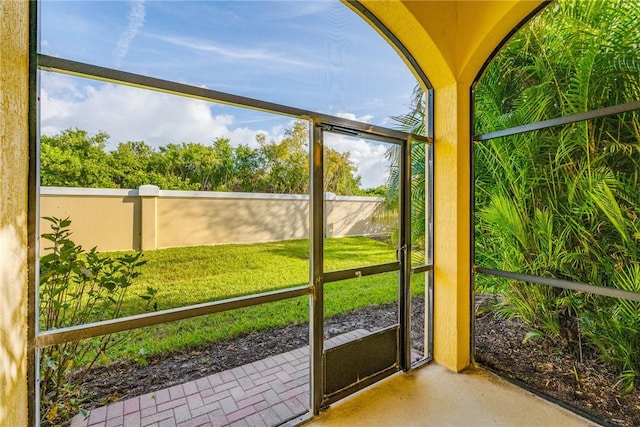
[324,148,362,195]
[231,144,264,192]
[210,138,236,191]
[41,128,114,188]
[257,121,309,194]
[253,120,364,195]
[40,121,366,195]
[157,143,219,190]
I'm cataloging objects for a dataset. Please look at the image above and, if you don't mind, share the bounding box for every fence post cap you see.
[139,185,160,196]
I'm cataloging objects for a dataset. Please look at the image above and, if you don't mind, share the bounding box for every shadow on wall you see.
[325,198,392,239]
[157,195,310,249]
[39,187,390,253]
[0,220,28,426]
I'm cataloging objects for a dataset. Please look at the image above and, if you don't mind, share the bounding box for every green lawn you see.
[108,237,425,359]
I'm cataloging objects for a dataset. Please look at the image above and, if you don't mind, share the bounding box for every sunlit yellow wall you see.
[357,0,544,371]
[0,1,30,425]
[40,193,141,252]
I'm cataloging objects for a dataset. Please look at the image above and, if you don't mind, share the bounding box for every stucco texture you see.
[0,1,30,425]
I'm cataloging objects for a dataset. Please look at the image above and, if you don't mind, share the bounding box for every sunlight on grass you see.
[122,236,396,313]
[105,237,425,358]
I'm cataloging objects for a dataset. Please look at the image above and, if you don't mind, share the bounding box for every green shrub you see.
[39,217,155,425]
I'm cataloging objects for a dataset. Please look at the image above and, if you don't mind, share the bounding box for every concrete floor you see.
[306,364,598,427]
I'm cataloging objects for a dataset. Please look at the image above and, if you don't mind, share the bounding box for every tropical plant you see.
[388,0,640,392]
[473,0,640,391]
[384,84,429,257]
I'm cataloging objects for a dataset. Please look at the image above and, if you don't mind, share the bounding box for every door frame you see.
[309,120,422,413]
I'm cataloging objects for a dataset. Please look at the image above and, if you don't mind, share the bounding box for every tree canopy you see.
[41,120,369,196]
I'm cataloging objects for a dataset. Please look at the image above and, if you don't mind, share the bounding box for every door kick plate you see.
[323,326,398,396]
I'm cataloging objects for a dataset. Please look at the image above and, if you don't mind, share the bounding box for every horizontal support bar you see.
[475,266,640,302]
[323,262,400,284]
[411,264,433,275]
[35,285,311,349]
[474,100,640,142]
[38,54,430,145]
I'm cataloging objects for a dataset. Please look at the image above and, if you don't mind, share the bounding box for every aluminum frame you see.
[474,100,640,142]
[310,121,325,415]
[38,54,425,146]
[31,3,435,424]
[35,286,311,349]
[312,123,434,412]
[475,266,640,302]
[28,1,40,425]
[399,128,411,371]
[408,135,434,365]
[31,64,433,426]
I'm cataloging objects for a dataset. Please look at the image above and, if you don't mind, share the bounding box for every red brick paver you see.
[71,330,370,427]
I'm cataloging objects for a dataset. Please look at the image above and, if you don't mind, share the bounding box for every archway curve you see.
[352,0,547,371]
[356,0,546,89]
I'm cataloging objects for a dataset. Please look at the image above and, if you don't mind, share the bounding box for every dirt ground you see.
[78,295,639,426]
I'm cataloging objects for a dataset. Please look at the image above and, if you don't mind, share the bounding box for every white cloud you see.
[155,34,322,71]
[40,73,272,150]
[39,74,392,188]
[113,0,146,67]
[324,133,390,189]
[336,112,374,123]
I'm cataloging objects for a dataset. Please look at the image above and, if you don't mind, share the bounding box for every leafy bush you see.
[472,0,640,393]
[39,217,155,425]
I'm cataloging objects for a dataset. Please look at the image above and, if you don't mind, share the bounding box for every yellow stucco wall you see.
[0,1,30,425]
[358,0,544,371]
[40,193,141,252]
[157,197,309,248]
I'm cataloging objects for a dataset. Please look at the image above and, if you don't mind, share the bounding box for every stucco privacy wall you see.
[0,1,29,425]
[40,188,141,253]
[40,187,387,253]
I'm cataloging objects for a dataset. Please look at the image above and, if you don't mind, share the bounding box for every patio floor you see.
[71,328,595,427]
[70,329,370,427]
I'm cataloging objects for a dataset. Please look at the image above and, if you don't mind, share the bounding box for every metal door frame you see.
[309,121,417,413]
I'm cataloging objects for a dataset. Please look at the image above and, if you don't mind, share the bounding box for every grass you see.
[103,236,425,360]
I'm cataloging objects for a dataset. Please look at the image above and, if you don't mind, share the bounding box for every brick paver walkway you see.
[71,329,370,427]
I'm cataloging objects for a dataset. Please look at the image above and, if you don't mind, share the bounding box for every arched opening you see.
[30,1,433,425]
[473,1,640,424]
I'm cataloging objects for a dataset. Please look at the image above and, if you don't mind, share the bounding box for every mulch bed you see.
[77,295,639,425]
[475,294,640,426]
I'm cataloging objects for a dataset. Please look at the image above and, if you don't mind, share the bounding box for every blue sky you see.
[39,0,418,188]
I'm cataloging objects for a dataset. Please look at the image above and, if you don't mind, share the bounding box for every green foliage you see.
[361,185,387,197]
[41,129,114,188]
[255,121,309,194]
[40,121,366,195]
[39,217,155,425]
[473,0,640,392]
